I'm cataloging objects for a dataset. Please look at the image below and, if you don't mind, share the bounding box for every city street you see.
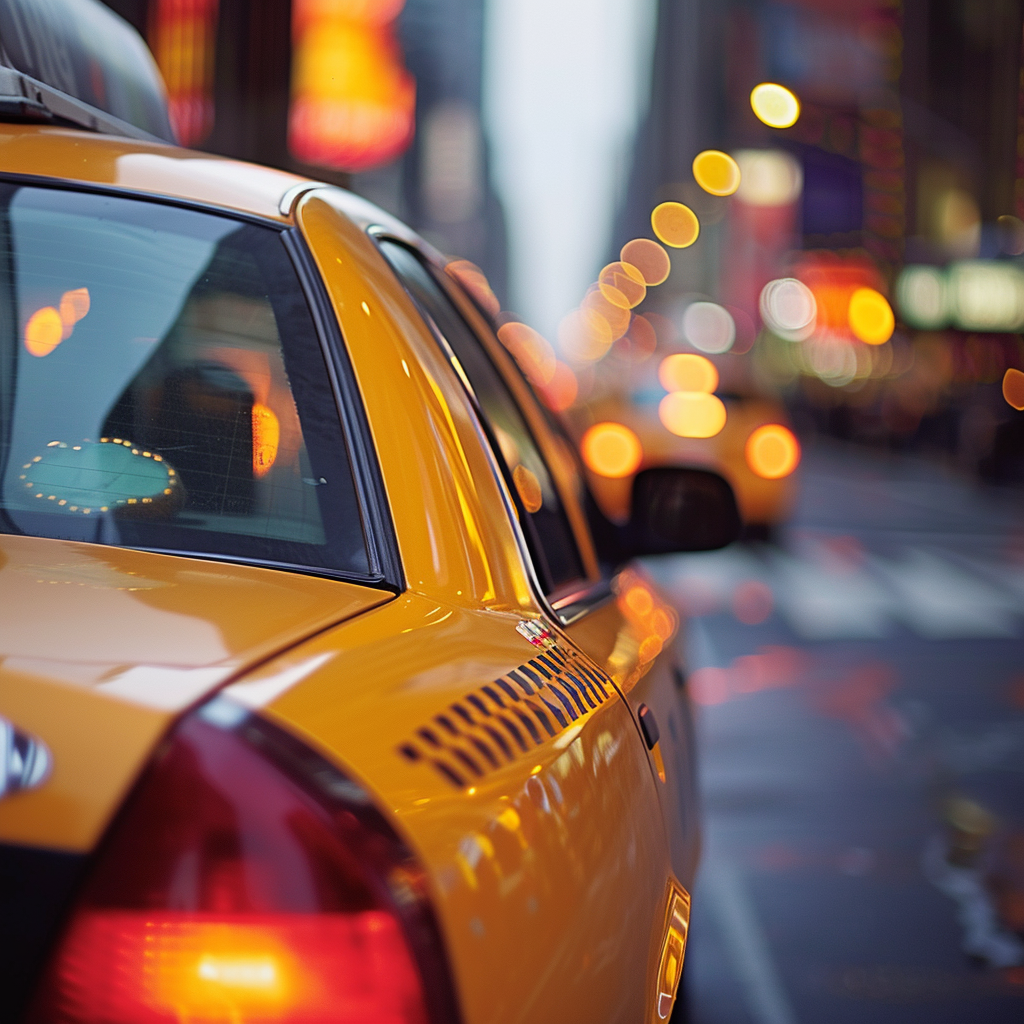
[648,443,1024,1024]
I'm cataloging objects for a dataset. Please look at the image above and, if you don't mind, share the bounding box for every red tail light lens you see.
[30,699,459,1024]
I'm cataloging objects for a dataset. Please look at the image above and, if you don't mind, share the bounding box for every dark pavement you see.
[647,441,1024,1024]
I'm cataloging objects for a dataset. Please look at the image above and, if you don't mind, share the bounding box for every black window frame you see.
[0,173,402,592]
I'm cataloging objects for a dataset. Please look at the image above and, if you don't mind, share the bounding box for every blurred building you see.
[615,0,1024,481]
[101,0,507,300]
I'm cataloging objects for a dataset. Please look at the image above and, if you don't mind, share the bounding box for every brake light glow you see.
[29,701,458,1024]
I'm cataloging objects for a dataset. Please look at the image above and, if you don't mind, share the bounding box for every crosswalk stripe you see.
[651,546,1024,640]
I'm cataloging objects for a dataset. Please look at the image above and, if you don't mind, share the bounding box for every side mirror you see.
[625,467,741,554]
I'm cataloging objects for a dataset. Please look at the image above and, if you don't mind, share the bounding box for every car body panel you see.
[0,533,391,850]
[222,593,675,1024]
[0,123,304,222]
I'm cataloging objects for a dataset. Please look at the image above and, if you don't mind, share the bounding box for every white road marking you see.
[769,550,893,639]
[870,550,1019,638]
[702,860,800,1024]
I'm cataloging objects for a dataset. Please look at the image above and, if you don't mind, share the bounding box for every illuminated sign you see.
[288,0,415,172]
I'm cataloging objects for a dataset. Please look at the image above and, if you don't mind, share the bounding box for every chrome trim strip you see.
[279,181,327,217]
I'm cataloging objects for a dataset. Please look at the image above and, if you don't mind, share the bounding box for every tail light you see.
[29,699,460,1024]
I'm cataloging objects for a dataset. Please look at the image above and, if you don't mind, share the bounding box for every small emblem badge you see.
[516,619,558,650]
[0,716,51,800]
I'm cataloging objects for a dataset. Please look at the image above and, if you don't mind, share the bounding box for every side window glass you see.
[378,240,585,594]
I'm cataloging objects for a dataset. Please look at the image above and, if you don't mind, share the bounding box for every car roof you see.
[0,122,311,222]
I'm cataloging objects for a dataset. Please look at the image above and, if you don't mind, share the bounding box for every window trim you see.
[371,230,595,621]
[0,174,401,591]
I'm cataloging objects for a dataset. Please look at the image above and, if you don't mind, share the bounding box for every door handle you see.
[638,703,660,750]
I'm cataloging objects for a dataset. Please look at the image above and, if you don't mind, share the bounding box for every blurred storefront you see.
[101,0,507,299]
[614,0,1024,484]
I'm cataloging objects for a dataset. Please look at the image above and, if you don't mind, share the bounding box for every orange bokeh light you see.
[513,463,543,513]
[598,261,647,310]
[59,287,90,339]
[658,353,719,393]
[620,313,658,361]
[497,321,556,385]
[583,286,631,340]
[446,259,499,317]
[651,202,700,248]
[620,238,671,286]
[658,392,727,438]
[1004,367,1024,410]
[537,361,578,411]
[581,422,643,478]
[252,403,281,477]
[745,424,800,479]
[24,306,64,357]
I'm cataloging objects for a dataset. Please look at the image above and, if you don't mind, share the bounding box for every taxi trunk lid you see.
[0,533,393,852]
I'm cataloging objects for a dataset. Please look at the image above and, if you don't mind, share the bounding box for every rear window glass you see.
[0,185,369,576]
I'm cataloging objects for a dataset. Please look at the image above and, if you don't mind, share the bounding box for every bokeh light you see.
[513,464,543,512]
[620,238,671,286]
[446,259,500,317]
[847,288,895,345]
[760,278,817,340]
[750,82,800,128]
[24,307,64,358]
[692,150,741,196]
[658,392,727,438]
[732,580,774,624]
[896,265,948,329]
[683,301,736,353]
[581,422,643,478]
[622,314,658,361]
[497,320,556,385]
[1003,368,1024,411]
[537,361,578,411]
[658,353,719,394]
[734,150,803,206]
[583,286,632,340]
[559,306,613,362]
[651,202,700,248]
[947,261,1024,332]
[745,424,801,479]
[59,288,90,339]
[598,261,647,309]
[252,403,280,477]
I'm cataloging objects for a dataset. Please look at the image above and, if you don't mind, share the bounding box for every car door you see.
[373,236,692,1019]
[374,238,699,888]
[429,257,702,892]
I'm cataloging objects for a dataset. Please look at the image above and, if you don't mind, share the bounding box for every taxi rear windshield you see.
[0,185,369,577]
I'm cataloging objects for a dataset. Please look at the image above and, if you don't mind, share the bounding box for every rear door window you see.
[377,239,585,593]
[0,185,369,577]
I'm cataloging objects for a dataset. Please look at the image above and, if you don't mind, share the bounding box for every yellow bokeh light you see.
[658,353,719,394]
[651,202,700,248]
[598,261,647,310]
[581,422,643,478]
[750,83,800,129]
[1003,367,1024,410]
[847,287,895,345]
[692,150,741,196]
[252,403,280,477]
[658,392,727,438]
[24,307,64,357]
[745,424,800,479]
[620,238,671,286]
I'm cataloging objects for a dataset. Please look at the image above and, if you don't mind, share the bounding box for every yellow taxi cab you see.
[0,4,742,1023]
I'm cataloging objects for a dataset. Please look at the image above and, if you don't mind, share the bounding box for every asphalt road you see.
[646,440,1024,1024]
